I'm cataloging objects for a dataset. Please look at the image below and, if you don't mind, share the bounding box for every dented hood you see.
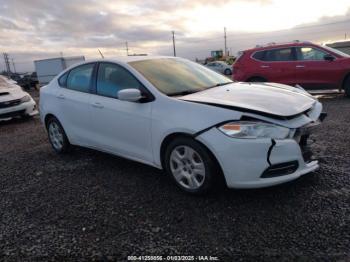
[179,82,316,118]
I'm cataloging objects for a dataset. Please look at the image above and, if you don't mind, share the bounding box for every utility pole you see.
[224,27,227,57]
[125,41,129,56]
[172,31,176,57]
[3,53,11,77]
[12,58,16,73]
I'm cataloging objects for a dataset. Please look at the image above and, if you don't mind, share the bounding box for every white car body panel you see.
[40,56,324,189]
[179,82,316,118]
[89,95,153,163]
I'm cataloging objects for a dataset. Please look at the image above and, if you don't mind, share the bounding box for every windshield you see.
[322,45,350,57]
[129,58,233,96]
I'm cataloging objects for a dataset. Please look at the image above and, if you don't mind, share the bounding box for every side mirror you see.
[118,89,142,102]
[324,54,335,61]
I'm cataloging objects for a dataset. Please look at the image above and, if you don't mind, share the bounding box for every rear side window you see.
[252,51,265,61]
[96,63,143,98]
[66,63,95,93]
[263,48,294,61]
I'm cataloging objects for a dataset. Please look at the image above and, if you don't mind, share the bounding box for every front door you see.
[89,62,154,164]
[294,46,341,90]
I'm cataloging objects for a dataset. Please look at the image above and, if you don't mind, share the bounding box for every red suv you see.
[233,41,350,96]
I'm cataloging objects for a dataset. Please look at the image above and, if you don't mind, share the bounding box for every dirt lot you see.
[0,90,349,261]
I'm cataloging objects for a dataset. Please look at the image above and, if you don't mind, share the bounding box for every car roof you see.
[243,41,317,53]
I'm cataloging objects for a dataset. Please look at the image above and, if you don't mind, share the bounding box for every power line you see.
[176,18,350,45]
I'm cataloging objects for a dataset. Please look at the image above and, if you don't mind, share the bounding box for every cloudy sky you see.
[1,0,350,72]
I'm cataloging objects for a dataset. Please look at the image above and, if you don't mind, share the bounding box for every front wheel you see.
[46,117,70,154]
[164,137,221,194]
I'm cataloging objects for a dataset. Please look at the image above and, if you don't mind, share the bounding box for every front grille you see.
[0,98,22,109]
[0,92,9,96]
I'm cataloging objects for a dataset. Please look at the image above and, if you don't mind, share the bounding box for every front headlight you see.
[20,95,31,103]
[218,121,291,139]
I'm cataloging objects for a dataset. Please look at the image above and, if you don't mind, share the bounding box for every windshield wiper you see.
[167,90,199,97]
[205,82,233,89]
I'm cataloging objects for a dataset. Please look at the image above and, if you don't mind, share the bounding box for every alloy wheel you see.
[48,121,64,151]
[169,145,206,190]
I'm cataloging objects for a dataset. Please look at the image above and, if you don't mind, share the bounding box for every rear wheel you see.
[344,76,350,97]
[46,117,70,154]
[164,137,221,194]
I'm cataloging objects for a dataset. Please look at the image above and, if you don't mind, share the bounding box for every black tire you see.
[247,76,267,82]
[344,76,350,97]
[46,117,70,154]
[224,69,232,75]
[164,137,222,195]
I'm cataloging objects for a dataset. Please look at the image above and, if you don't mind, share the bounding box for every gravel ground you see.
[0,90,349,261]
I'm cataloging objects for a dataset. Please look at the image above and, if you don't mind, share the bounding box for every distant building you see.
[326,41,350,55]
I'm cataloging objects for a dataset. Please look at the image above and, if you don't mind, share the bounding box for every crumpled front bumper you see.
[196,123,320,189]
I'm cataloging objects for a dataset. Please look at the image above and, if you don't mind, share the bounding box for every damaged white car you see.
[40,57,326,194]
[0,76,38,121]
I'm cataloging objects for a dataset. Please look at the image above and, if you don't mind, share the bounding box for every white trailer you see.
[34,56,85,86]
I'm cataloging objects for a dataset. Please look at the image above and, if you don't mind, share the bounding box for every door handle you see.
[92,102,104,109]
[260,65,270,68]
[296,65,305,68]
[56,94,65,99]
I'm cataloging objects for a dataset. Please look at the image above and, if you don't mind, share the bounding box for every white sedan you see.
[0,76,38,121]
[205,61,232,75]
[40,56,325,194]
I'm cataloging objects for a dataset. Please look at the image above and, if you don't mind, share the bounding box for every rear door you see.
[56,63,96,146]
[89,62,154,163]
[256,47,297,85]
[294,46,341,90]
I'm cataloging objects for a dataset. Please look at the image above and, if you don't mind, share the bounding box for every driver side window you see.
[96,63,142,98]
[297,47,328,61]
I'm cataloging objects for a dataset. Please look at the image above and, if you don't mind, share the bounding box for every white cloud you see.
[0,0,350,72]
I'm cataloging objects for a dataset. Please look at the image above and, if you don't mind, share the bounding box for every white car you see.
[0,76,38,121]
[40,56,325,194]
[205,61,232,75]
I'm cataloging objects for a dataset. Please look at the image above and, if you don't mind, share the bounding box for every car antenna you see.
[98,49,104,59]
